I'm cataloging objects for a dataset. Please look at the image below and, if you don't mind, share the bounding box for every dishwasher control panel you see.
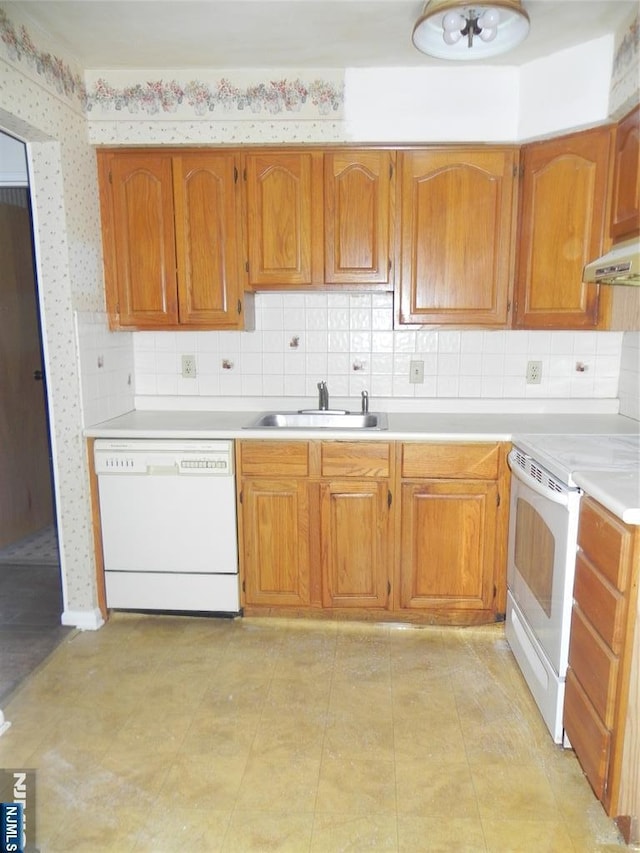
[94,439,234,475]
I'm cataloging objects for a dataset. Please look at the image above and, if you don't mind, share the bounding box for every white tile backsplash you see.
[128,293,626,406]
[619,331,640,420]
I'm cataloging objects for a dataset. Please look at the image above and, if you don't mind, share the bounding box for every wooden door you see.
[399,480,497,612]
[324,150,394,287]
[244,150,323,287]
[397,148,516,326]
[102,153,178,327]
[173,152,244,327]
[320,480,389,608]
[0,190,53,547]
[240,478,310,606]
[514,126,612,329]
[610,105,639,240]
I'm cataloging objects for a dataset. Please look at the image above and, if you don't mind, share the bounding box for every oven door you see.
[507,457,581,676]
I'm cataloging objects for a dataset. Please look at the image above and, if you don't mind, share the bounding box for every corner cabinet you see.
[97,149,251,330]
[513,126,613,329]
[396,148,517,327]
[397,442,509,623]
[243,148,395,290]
[610,104,640,241]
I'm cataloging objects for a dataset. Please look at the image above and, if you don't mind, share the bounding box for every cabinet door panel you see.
[324,150,393,286]
[241,478,310,606]
[398,149,515,326]
[245,151,319,286]
[321,481,389,608]
[611,105,639,240]
[173,153,242,327]
[108,154,178,326]
[515,127,611,328]
[400,480,496,610]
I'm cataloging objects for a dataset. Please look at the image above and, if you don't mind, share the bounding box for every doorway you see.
[0,132,69,704]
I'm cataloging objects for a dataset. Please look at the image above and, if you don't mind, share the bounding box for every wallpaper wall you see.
[0,2,106,627]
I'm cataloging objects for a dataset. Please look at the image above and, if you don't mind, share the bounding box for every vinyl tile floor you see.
[0,614,634,852]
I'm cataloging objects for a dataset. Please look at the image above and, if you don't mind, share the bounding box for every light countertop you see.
[84,409,640,524]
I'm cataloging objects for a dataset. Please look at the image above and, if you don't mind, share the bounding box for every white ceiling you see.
[13,0,638,70]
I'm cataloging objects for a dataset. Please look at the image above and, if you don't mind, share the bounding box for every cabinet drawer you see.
[569,605,619,728]
[564,668,610,801]
[401,443,499,479]
[578,498,631,592]
[238,441,309,477]
[573,552,626,654]
[321,442,390,478]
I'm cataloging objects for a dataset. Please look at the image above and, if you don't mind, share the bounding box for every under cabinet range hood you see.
[583,238,640,286]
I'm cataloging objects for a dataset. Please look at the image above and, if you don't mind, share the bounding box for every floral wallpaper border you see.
[0,6,343,118]
[87,76,344,116]
[0,7,86,105]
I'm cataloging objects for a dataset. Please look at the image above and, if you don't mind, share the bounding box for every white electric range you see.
[506,432,639,744]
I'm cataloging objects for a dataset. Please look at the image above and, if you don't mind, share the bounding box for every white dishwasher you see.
[94,439,240,614]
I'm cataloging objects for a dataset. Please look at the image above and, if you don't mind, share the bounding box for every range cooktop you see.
[512,434,640,486]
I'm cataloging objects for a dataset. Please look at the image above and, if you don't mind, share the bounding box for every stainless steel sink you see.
[244,411,388,430]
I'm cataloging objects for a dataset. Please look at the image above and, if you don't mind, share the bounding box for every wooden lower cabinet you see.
[564,496,640,838]
[237,439,509,624]
[321,480,390,608]
[397,442,508,623]
[240,477,311,607]
[399,479,498,615]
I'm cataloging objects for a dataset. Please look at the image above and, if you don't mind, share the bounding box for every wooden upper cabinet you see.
[610,105,640,241]
[101,153,178,327]
[98,149,247,330]
[324,150,394,288]
[243,149,323,287]
[396,148,517,327]
[173,152,244,327]
[514,126,613,329]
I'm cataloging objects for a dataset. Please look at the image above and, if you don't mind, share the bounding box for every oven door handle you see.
[510,458,573,507]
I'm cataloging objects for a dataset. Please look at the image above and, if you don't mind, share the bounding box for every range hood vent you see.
[583,238,640,286]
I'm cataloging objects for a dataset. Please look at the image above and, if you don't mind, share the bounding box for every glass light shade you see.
[412,0,530,61]
[443,29,463,44]
[479,26,498,42]
[479,8,500,28]
[443,11,465,31]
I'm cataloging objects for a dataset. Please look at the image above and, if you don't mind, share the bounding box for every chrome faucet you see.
[361,390,369,413]
[317,380,329,411]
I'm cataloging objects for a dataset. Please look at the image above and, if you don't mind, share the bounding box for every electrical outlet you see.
[409,360,424,384]
[526,360,542,384]
[181,354,197,379]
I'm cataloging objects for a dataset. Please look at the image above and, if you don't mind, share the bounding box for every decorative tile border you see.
[86,76,344,117]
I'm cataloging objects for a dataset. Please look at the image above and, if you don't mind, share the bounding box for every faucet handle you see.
[361,390,369,413]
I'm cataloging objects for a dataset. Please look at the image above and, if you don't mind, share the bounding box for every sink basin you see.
[244,411,388,430]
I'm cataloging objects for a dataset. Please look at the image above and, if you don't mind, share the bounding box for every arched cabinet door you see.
[324,149,395,288]
[513,125,613,330]
[243,150,323,288]
[173,152,244,328]
[610,104,639,241]
[103,153,178,327]
[397,148,517,327]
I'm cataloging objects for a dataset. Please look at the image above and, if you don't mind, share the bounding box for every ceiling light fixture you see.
[412,0,530,60]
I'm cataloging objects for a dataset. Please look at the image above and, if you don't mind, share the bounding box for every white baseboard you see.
[61,608,105,630]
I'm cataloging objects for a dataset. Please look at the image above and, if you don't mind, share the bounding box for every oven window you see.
[514,497,554,617]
